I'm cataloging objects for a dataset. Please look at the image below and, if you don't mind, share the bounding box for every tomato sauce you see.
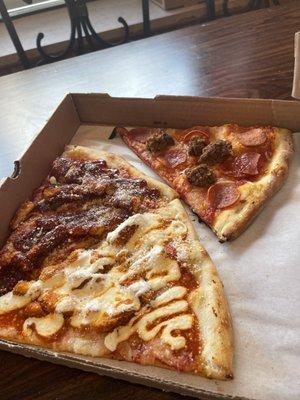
[0,310,25,333]
[177,264,199,291]
[114,319,201,373]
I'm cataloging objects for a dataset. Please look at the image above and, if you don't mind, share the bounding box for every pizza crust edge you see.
[167,200,233,379]
[212,128,294,241]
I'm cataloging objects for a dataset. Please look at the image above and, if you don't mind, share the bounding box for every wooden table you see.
[0,3,299,399]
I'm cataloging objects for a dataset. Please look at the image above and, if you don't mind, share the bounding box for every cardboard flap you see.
[154,95,208,102]
[292,32,300,99]
[0,95,81,245]
[72,93,300,131]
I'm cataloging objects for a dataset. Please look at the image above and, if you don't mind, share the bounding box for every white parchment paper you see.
[70,125,300,400]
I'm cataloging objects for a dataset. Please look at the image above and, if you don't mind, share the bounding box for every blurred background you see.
[0,0,295,76]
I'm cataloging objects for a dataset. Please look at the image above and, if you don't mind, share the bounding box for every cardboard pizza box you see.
[292,31,300,99]
[0,32,300,400]
[1,93,300,245]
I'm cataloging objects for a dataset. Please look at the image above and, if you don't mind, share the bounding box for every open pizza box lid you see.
[0,32,300,400]
[292,31,300,99]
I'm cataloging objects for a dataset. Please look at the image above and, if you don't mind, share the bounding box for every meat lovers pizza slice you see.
[117,125,293,241]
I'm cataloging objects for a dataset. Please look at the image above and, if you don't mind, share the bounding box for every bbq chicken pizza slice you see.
[117,125,293,241]
[0,146,176,295]
[0,199,233,380]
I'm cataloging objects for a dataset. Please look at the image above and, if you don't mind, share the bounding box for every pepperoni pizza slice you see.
[117,125,293,241]
[0,146,233,380]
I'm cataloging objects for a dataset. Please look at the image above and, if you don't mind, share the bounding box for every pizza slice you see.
[117,125,293,241]
[0,146,233,380]
[0,146,176,295]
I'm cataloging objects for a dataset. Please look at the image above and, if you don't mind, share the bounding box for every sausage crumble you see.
[146,130,175,153]
[199,140,232,165]
[187,137,207,157]
[185,164,216,187]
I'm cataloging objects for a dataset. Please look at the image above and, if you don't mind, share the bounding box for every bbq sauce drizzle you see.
[0,156,160,295]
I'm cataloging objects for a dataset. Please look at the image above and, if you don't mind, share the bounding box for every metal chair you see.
[0,0,30,68]
[0,0,281,69]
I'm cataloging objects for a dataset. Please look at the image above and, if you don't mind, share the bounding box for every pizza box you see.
[292,32,300,99]
[0,34,300,400]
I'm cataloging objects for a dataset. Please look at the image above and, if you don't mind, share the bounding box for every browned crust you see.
[212,128,294,241]
[159,200,233,379]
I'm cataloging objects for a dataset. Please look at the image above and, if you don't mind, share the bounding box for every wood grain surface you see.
[0,3,299,399]
[0,2,299,180]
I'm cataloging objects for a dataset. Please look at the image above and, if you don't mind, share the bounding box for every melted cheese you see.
[167,220,187,236]
[136,300,188,341]
[0,208,196,345]
[0,292,34,313]
[0,281,42,313]
[106,213,161,246]
[145,256,180,291]
[153,286,187,306]
[104,289,190,351]
[160,314,193,350]
[172,239,190,262]
[70,286,141,328]
[23,313,64,338]
[127,280,151,296]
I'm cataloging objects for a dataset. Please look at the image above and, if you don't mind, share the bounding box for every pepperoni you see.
[240,152,261,175]
[221,152,261,178]
[128,127,151,143]
[207,182,240,209]
[235,152,261,176]
[138,339,196,372]
[163,148,187,167]
[183,129,209,144]
[237,128,267,147]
